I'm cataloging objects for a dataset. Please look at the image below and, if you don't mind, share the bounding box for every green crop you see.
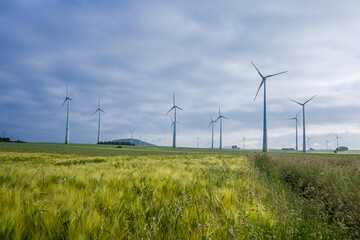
[1,143,359,239]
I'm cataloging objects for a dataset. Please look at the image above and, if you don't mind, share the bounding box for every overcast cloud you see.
[1,0,360,149]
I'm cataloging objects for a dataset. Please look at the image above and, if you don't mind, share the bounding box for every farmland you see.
[1,143,360,239]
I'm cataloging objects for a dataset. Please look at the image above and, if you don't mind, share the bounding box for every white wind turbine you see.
[92,98,105,144]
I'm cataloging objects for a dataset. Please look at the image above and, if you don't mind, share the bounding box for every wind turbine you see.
[335,134,341,148]
[288,110,300,151]
[307,137,311,150]
[290,95,316,153]
[252,62,287,152]
[326,139,329,150]
[243,136,246,150]
[166,93,183,148]
[92,98,105,144]
[208,113,217,149]
[216,106,228,150]
[129,129,135,144]
[61,84,72,144]
[195,137,200,148]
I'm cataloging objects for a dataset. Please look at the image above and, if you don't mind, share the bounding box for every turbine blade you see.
[100,109,105,114]
[61,99,67,107]
[254,79,264,101]
[223,116,228,120]
[218,106,221,116]
[166,106,175,115]
[304,95,317,104]
[265,71,287,78]
[68,97,73,101]
[176,106,183,111]
[296,110,300,118]
[173,93,175,106]
[92,109,99,115]
[289,99,302,105]
[251,61,264,78]
[209,113,213,122]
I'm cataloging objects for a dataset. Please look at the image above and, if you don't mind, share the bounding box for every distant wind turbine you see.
[216,106,228,150]
[166,94,183,148]
[252,62,287,152]
[326,139,329,150]
[129,129,135,144]
[208,113,217,149]
[290,95,316,153]
[243,136,246,150]
[61,84,72,144]
[307,137,311,150]
[92,98,105,144]
[335,134,341,148]
[195,137,200,148]
[288,110,300,151]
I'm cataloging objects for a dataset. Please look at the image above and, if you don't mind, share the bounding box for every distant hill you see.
[111,138,156,146]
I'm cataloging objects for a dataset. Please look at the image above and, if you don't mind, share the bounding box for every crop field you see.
[1,143,360,239]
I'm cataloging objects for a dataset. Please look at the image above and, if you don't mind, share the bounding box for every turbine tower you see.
[335,134,341,148]
[288,110,300,151]
[92,98,105,144]
[208,113,217,149]
[252,62,287,152]
[129,129,135,144]
[290,95,316,153]
[166,93,183,148]
[61,84,72,144]
[216,106,228,150]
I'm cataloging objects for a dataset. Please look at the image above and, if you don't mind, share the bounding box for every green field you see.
[1,143,360,239]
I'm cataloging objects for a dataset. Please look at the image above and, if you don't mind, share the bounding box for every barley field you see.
[1,143,359,239]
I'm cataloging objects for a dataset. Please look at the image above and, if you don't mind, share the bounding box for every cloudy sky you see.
[1,0,360,149]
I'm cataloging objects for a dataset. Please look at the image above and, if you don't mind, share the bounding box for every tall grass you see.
[0,152,283,239]
[253,152,360,239]
[1,150,359,239]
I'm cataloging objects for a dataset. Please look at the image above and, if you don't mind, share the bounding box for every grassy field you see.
[1,142,360,239]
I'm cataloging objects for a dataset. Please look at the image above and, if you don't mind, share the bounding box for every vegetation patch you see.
[253,152,360,238]
[55,158,106,166]
[1,145,360,239]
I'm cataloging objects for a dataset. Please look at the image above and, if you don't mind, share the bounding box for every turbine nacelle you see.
[288,110,300,125]
[93,108,105,115]
[216,106,228,121]
[166,105,183,115]
[61,97,72,107]
[208,113,218,128]
[252,61,287,101]
[290,95,317,106]
[92,98,105,115]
